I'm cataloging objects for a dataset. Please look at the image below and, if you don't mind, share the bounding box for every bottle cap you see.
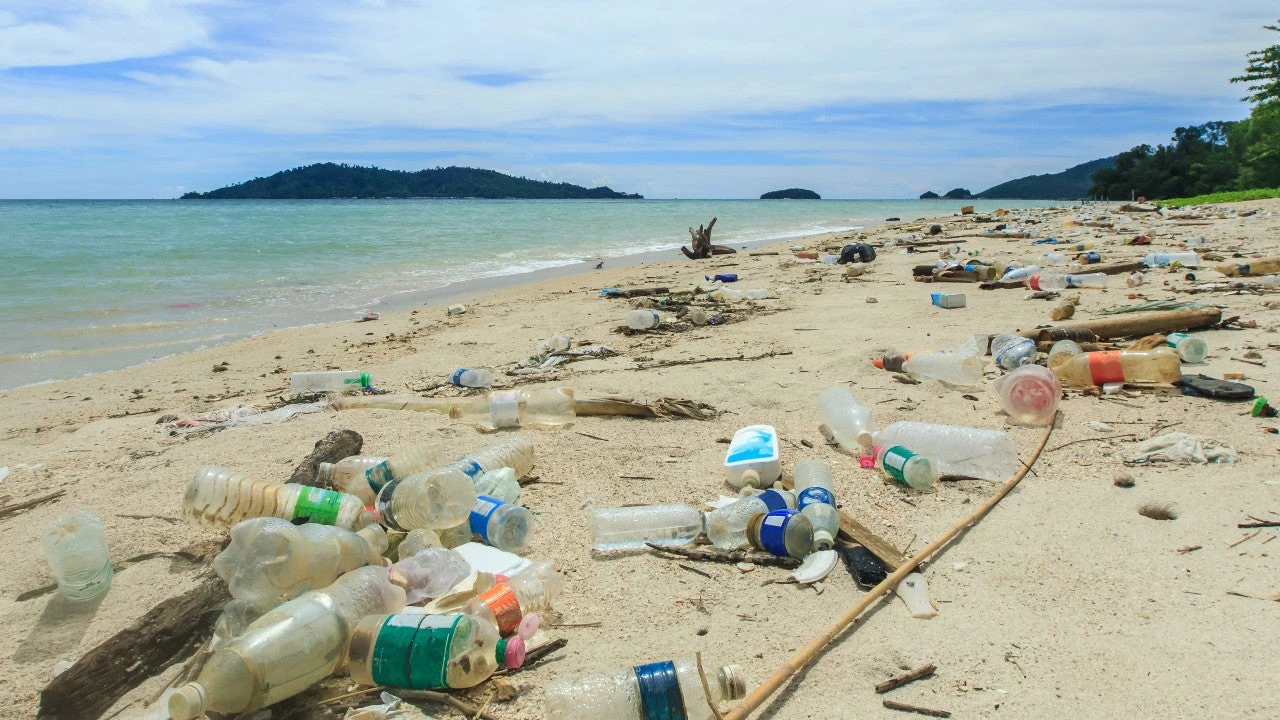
[737,468,762,488]
[167,684,207,720]
[360,372,373,388]
[812,529,835,550]
[497,636,526,669]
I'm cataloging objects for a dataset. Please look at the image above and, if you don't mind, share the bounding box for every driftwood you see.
[1015,307,1221,341]
[875,664,937,694]
[289,429,364,486]
[646,542,801,568]
[600,287,670,299]
[38,571,229,720]
[0,490,66,521]
[882,699,951,717]
[681,217,736,259]
[1087,259,1147,276]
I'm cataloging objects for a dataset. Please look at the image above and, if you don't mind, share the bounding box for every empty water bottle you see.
[1052,348,1182,386]
[706,489,795,550]
[348,612,523,691]
[1025,273,1108,290]
[872,352,915,372]
[365,441,446,493]
[168,566,406,720]
[449,388,575,429]
[1042,252,1067,266]
[545,658,747,720]
[317,455,387,504]
[793,459,839,550]
[537,333,573,353]
[465,559,563,636]
[183,466,371,530]
[1001,265,1041,281]
[389,548,472,604]
[290,371,372,396]
[874,445,939,490]
[450,435,536,479]
[990,333,1037,371]
[874,421,1018,482]
[901,352,983,386]
[450,368,493,388]
[589,504,704,551]
[746,509,813,559]
[469,495,533,552]
[396,528,444,559]
[376,466,478,531]
[41,509,113,601]
[991,364,1061,425]
[1166,333,1207,363]
[1143,252,1201,268]
[818,387,875,450]
[473,467,522,503]
[1216,258,1280,276]
[626,310,661,330]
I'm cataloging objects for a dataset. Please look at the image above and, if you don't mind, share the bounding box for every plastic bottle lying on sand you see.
[991,364,1061,426]
[724,425,782,490]
[365,441,446,494]
[41,509,113,601]
[746,509,813,559]
[450,388,576,429]
[1216,258,1280,276]
[1047,339,1082,371]
[390,548,472,604]
[589,504,704,551]
[348,612,523,691]
[1167,333,1207,363]
[818,387,875,450]
[473,467,522,504]
[451,368,493,388]
[873,422,1018,482]
[1257,274,1280,287]
[1143,252,1201,268]
[625,310,661,330]
[375,466,478,531]
[537,333,573,353]
[545,658,747,720]
[317,456,387,505]
[872,352,916,372]
[468,495,533,553]
[705,489,795,550]
[901,352,983,386]
[168,566,406,720]
[396,528,444,559]
[1024,273,1107,290]
[449,435,537,479]
[793,459,839,550]
[1001,265,1041,281]
[990,333,1036,371]
[290,371,372,396]
[1052,348,1183,386]
[183,466,371,530]
[873,445,939,490]
[465,559,564,636]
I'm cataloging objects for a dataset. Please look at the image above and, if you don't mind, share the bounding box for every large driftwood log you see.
[1015,307,1222,341]
[681,217,736,259]
[289,429,364,486]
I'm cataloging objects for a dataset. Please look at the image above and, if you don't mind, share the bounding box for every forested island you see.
[760,188,820,199]
[180,163,644,199]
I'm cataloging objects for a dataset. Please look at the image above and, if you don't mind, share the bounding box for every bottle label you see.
[633,661,688,720]
[994,338,1030,368]
[1087,351,1125,385]
[1081,252,1101,263]
[376,478,403,530]
[469,495,504,542]
[1064,275,1082,288]
[1167,333,1189,349]
[450,369,468,386]
[1026,274,1043,290]
[369,614,461,689]
[489,390,521,429]
[726,427,776,463]
[797,486,835,509]
[457,458,484,478]
[757,509,797,557]
[758,489,789,512]
[366,460,393,492]
[476,583,522,636]
[293,486,342,525]
[881,446,915,485]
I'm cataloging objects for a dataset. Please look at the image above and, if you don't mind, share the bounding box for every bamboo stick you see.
[721,417,1057,720]
[1016,307,1221,341]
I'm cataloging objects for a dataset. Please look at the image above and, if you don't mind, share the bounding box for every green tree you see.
[1231,20,1280,104]
[1230,101,1280,188]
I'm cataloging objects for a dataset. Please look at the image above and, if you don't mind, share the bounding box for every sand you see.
[1,202,1277,720]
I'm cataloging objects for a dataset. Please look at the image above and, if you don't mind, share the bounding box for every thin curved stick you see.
[696,651,727,720]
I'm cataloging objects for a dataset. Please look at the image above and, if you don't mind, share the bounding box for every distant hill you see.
[180,163,644,199]
[760,188,820,199]
[919,190,940,199]
[943,188,972,199]
[976,157,1117,199]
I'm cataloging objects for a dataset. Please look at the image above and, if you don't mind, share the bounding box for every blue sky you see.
[0,1,1275,199]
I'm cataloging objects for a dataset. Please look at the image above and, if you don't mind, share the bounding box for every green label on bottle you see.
[882,446,915,485]
[293,486,342,525]
[370,614,461,689]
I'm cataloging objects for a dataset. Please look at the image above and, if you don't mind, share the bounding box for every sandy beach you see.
[2,202,1278,720]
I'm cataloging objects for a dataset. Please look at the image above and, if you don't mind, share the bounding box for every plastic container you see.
[537,333,573,353]
[589,504,704,551]
[705,489,794,550]
[41,509,113,601]
[450,368,493,388]
[1216,258,1280,276]
[1167,333,1207,363]
[901,352,983,386]
[365,441,446,492]
[290,371,372,396]
[1025,273,1108,290]
[626,310,661,330]
[746,509,813,559]
[874,445,938,490]
[724,425,782,489]
[1052,348,1183,386]
[1257,274,1280,287]
[1142,252,1201,268]
[450,388,576,429]
[1042,252,1067,266]
[316,455,387,505]
[707,273,739,283]
[474,467,522,504]
[348,612,521,691]
[545,658,747,720]
[793,459,839,550]
[818,387,875,450]
[450,435,537,479]
[168,566,406,720]
[465,559,563,636]
[872,352,915,372]
[1047,339,1082,371]
[688,307,709,325]
[375,467,479,531]
[1001,265,1041,281]
[389,548,472,604]
[991,364,1061,425]
[707,287,747,302]
[874,421,1018,482]
[183,466,370,530]
[468,495,533,553]
[397,528,444,559]
[990,333,1036,371]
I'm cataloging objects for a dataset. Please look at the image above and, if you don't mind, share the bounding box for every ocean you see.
[0,198,1074,390]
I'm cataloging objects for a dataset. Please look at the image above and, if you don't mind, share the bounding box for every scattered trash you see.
[789,549,838,585]
[895,573,938,619]
[356,310,381,322]
[589,504,704,551]
[1053,348,1182,386]
[1176,374,1255,401]
[1252,397,1278,418]
[0,466,8,484]
[991,364,1061,426]
[544,659,746,719]
[1124,432,1237,465]
[794,459,840,549]
[42,509,113,601]
[447,303,466,315]
[837,543,888,589]
[292,370,373,396]
[875,421,1018,481]
[747,509,814,559]
[837,243,877,264]
[450,368,493,388]
[724,425,782,490]
[930,291,966,308]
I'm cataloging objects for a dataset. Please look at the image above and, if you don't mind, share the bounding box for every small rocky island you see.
[760,188,820,200]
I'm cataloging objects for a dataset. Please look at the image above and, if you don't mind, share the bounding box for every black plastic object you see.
[837,243,877,265]
[836,542,888,589]
[1176,374,1255,401]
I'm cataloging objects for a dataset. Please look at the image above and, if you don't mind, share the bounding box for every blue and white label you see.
[633,660,687,720]
[726,427,776,463]
[469,495,503,542]
[449,369,468,386]
[758,489,789,512]
[758,509,797,557]
[797,487,835,510]
[456,458,484,478]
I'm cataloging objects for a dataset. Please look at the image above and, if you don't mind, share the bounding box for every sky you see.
[0,1,1276,199]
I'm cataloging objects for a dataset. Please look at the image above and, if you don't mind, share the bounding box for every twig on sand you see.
[0,490,66,520]
[646,542,801,568]
[875,664,936,694]
[882,699,952,717]
[397,690,500,720]
[635,350,792,370]
[1047,434,1136,452]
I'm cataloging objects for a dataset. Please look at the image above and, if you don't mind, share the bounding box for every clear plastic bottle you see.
[1166,333,1207,363]
[438,522,475,549]
[706,489,795,550]
[1143,252,1201,268]
[537,333,573,353]
[991,364,1061,426]
[589,504,704,551]
[818,387,875,450]
[626,310,661,330]
[349,612,523,690]
[41,509,113,601]
[872,352,916,372]
[1216,258,1280,276]
[545,658,747,720]
[873,445,938,490]
[746,509,813,559]
[1075,252,1103,264]
[365,441,446,493]
[375,466,478,531]
[707,287,748,302]
[468,495,533,552]
[183,466,370,530]
[1052,348,1182,386]
[290,371,372,396]
[990,333,1037,371]
[793,459,839,550]
[1257,274,1280,287]
[450,368,493,388]
[397,528,444,559]
[168,566,406,720]
[449,388,576,429]
[688,307,709,325]
[317,455,387,505]
[1001,264,1040,281]
[1025,273,1108,290]
[901,352,983,386]
[1042,252,1067,266]
[390,548,472,604]
[873,422,1018,482]
[464,559,564,636]
[450,435,537,479]
[1047,339,1082,371]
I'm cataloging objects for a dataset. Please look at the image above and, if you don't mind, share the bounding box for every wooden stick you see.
[1238,520,1280,528]
[0,489,66,520]
[397,690,499,720]
[646,543,800,568]
[875,664,937,694]
[721,417,1056,720]
[882,699,952,717]
[696,652,728,720]
[1015,308,1221,341]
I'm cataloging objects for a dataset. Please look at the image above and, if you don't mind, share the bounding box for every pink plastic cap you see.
[518,612,541,639]
[504,636,527,669]
[859,446,881,469]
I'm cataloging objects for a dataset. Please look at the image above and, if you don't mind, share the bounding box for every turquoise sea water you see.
[0,198,1073,390]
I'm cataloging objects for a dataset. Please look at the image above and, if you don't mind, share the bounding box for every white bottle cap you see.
[167,683,207,720]
[812,530,835,551]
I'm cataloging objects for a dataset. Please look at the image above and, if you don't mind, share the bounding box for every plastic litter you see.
[706,489,795,550]
[991,364,1061,426]
[589,504,704,551]
[895,573,938,619]
[291,371,373,396]
[724,425,782,489]
[1124,432,1237,465]
[874,421,1018,482]
[544,658,747,720]
[42,509,113,601]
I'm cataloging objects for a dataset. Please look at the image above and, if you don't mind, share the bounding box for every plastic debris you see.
[1124,432,1237,465]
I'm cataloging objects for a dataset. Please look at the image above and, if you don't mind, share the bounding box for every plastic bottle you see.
[450,435,537,479]
[1042,252,1067,266]
[793,459,839,550]
[706,287,747,302]
[168,566,407,720]
[1001,265,1040,281]
[41,509,113,601]
[450,368,493,388]
[688,307,709,325]
[991,364,1062,426]
[1076,252,1103,264]
[537,333,573,353]
[589,504,704,551]
[1056,241,1095,251]
[545,658,746,720]
[397,528,444,559]
[375,467,479,531]
[990,333,1037,371]
[348,612,522,691]
[746,288,769,299]
[705,489,795,550]
[317,455,387,505]
[183,466,371,530]
[1166,333,1207,363]
[290,371,372,396]
[1047,339,1082,371]
[724,425,782,490]
[438,522,475,549]
[1257,274,1280,287]
[390,548,472,604]
[449,388,576,429]
[873,445,938,490]
[626,310,661,330]
[468,495,533,553]
[365,441,446,493]
[473,467,522,504]
[1216,258,1280,276]
[901,352,983,386]
[873,422,1018,482]
[1024,273,1108,290]
[872,352,915,372]
[746,509,814,559]
[1142,252,1201,268]
[818,387,875,450]
[464,559,563,636]
[1051,348,1183,386]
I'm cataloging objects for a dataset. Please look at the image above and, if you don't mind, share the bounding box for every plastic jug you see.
[724,425,782,489]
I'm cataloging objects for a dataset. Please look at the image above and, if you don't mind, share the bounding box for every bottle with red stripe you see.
[464,559,563,637]
[1023,272,1107,290]
[1052,347,1182,386]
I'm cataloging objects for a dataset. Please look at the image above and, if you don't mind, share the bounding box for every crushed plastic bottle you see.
[990,333,1036,371]
[464,559,563,636]
[183,466,371,530]
[874,445,938,490]
[375,466,478,531]
[1167,333,1207,363]
[818,387,875,450]
[468,495,533,553]
[746,509,813,559]
[706,489,795,550]
[793,459,839,550]
[901,351,983,386]
[1047,339,1083,371]
[1052,348,1183,386]
[290,371,372,396]
[724,425,782,489]
[991,364,1061,425]
[450,435,537,480]
[168,566,406,720]
[41,509,113,601]
[537,333,573,353]
[348,612,523,691]
[874,422,1018,482]
[1025,273,1107,290]
[545,658,747,720]
[396,528,444,559]
[317,455,387,505]
[589,504,704,551]
[450,368,493,388]
[473,467,522,504]
[390,548,472,604]
[1001,265,1041,281]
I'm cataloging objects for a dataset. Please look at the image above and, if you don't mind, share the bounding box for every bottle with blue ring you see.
[544,657,747,720]
[746,509,813,559]
[468,495,533,553]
